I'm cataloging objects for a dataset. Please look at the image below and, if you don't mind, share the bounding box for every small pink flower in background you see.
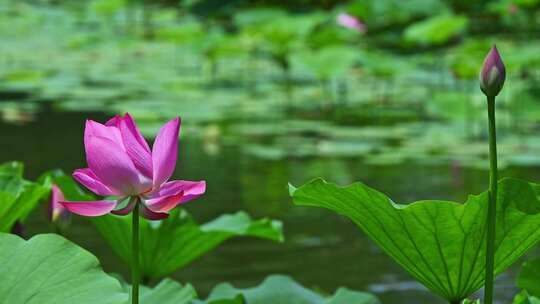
[50,184,68,223]
[61,113,206,220]
[337,13,366,33]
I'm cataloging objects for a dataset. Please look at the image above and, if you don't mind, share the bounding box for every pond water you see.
[3,106,540,303]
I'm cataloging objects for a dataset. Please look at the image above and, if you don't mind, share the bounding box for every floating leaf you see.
[404,14,468,46]
[348,0,447,28]
[290,178,540,302]
[294,46,358,80]
[234,8,288,28]
[197,275,380,304]
[93,209,283,278]
[0,233,127,304]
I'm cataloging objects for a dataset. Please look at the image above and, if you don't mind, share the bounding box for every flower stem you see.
[131,199,140,304]
[484,96,497,304]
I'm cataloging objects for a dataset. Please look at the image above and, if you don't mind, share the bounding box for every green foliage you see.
[89,0,126,16]
[235,10,325,69]
[196,275,380,304]
[234,8,288,28]
[0,233,127,304]
[123,279,197,304]
[449,39,491,79]
[124,275,380,304]
[156,18,204,43]
[195,30,239,62]
[514,0,540,7]
[0,162,49,232]
[290,178,540,302]
[294,46,358,80]
[404,14,468,46]
[517,257,540,299]
[357,50,411,78]
[305,24,359,50]
[93,209,283,279]
[428,91,481,122]
[514,291,540,304]
[38,169,94,201]
[5,0,540,169]
[348,0,448,28]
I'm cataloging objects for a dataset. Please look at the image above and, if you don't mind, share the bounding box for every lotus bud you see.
[479,45,506,97]
[49,184,68,223]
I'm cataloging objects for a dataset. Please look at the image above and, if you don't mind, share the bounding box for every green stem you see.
[484,96,497,304]
[132,199,140,304]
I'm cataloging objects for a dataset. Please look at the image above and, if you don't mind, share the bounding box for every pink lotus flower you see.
[336,13,366,33]
[61,114,206,220]
[50,184,68,223]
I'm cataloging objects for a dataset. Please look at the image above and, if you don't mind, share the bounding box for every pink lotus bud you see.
[50,184,68,223]
[479,45,506,97]
[337,13,366,33]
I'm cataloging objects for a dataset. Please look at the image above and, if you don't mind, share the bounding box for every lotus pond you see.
[2,0,540,304]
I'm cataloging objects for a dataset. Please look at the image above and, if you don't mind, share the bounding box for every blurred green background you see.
[1,0,540,303]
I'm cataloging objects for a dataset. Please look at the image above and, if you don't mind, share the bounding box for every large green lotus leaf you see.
[290,177,540,302]
[0,162,50,232]
[517,257,540,298]
[196,275,380,304]
[92,209,283,278]
[0,233,127,304]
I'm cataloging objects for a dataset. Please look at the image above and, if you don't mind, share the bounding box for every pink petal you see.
[121,113,150,151]
[150,180,206,203]
[144,191,184,213]
[152,117,181,188]
[111,198,136,215]
[336,13,366,33]
[61,200,117,217]
[105,115,122,127]
[50,184,66,222]
[86,135,146,195]
[73,168,118,196]
[141,205,169,220]
[51,184,66,204]
[119,113,153,178]
[84,120,123,151]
